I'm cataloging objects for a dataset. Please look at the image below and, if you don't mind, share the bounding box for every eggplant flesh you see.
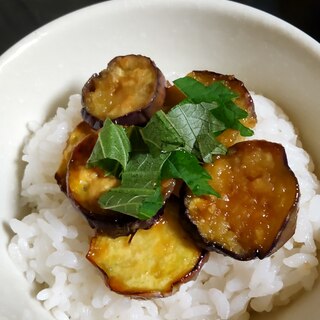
[81,54,166,128]
[183,140,300,260]
[87,198,208,298]
[55,121,95,192]
[67,133,120,215]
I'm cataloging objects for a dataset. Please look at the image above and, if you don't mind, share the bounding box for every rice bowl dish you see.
[8,88,320,319]
[1,0,320,319]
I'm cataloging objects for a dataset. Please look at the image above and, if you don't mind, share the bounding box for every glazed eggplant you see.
[82,55,166,128]
[55,121,95,192]
[189,71,257,146]
[164,71,257,147]
[183,140,300,260]
[87,198,208,298]
[67,133,119,214]
[162,82,187,113]
[66,133,174,236]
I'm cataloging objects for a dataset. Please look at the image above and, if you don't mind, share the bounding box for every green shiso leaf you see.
[99,153,170,220]
[139,187,164,220]
[173,77,238,104]
[210,101,254,137]
[174,77,254,137]
[125,126,149,153]
[87,119,131,174]
[162,150,220,197]
[99,187,161,220]
[141,102,225,158]
[140,110,185,154]
[196,133,228,163]
[121,153,170,188]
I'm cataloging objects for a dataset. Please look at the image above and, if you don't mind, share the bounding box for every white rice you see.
[8,93,320,320]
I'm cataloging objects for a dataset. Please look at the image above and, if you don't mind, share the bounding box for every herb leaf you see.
[162,150,220,197]
[196,133,228,163]
[173,77,238,104]
[141,102,225,158]
[140,110,185,154]
[125,126,149,153]
[174,77,254,137]
[99,187,159,220]
[210,101,254,137]
[99,153,170,219]
[121,153,169,187]
[87,119,131,174]
[139,187,164,219]
[166,102,225,153]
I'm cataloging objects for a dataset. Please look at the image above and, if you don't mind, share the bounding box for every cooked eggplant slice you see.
[67,133,120,214]
[87,198,208,298]
[183,140,300,260]
[188,71,257,147]
[55,121,95,192]
[67,133,172,236]
[67,133,153,235]
[164,71,257,147]
[82,54,166,128]
[161,178,176,199]
[163,83,187,112]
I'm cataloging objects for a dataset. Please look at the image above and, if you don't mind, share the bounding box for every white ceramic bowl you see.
[1,0,320,319]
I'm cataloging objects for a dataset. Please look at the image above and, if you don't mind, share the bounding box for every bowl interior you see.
[1,0,320,319]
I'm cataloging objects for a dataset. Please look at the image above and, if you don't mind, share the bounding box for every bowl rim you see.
[1,0,320,70]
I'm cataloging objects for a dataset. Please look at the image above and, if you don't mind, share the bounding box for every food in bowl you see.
[8,55,320,319]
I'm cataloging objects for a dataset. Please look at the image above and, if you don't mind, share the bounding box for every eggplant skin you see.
[87,198,208,298]
[181,140,300,261]
[80,107,103,130]
[81,54,166,129]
